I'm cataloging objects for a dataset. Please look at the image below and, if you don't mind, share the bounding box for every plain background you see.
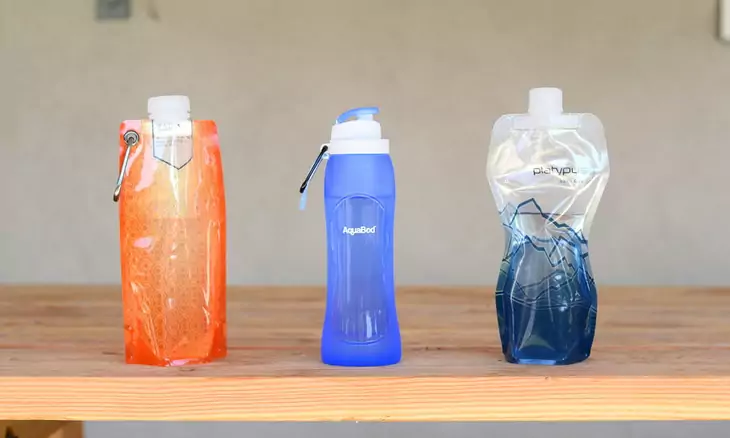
[3,0,730,286]
[3,0,729,436]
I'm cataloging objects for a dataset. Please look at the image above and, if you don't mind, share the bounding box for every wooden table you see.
[0,286,729,427]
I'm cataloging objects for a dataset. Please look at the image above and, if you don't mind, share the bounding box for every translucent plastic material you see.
[117,120,226,366]
[487,109,609,365]
[322,154,401,366]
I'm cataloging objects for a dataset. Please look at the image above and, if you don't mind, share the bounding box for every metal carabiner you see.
[298,144,329,211]
[299,144,329,194]
[113,130,140,202]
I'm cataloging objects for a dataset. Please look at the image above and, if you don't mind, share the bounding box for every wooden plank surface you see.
[0,285,729,421]
[0,421,82,438]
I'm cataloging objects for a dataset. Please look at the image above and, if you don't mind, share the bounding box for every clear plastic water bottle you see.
[487,88,610,365]
[300,107,401,367]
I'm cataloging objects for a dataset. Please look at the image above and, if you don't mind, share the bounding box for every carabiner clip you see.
[298,144,329,210]
[113,130,140,202]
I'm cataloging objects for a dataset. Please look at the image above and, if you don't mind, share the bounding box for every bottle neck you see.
[150,113,191,123]
[327,139,390,155]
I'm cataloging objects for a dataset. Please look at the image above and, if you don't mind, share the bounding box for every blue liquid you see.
[321,154,401,367]
[496,199,598,365]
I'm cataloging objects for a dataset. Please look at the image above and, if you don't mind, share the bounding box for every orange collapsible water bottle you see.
[114,96,226,366]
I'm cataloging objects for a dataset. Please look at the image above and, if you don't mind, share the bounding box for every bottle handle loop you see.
[298,144,329,210]
[113,130,140,203]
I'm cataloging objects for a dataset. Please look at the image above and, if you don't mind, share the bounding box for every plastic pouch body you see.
[117,119,226,366]
[487,89,609,365]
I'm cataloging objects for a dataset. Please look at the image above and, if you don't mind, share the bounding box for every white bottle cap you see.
[148,95,191,121]
[328,107,389,154]
[528,87,563,118]
[331,117,382,141]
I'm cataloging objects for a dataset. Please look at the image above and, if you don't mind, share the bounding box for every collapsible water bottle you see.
[487,88,610,365]
[114,96,227,366]
[300,107,401,367]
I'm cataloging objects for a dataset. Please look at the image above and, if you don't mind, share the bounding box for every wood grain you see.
[0,421,82,438]
[0,285,729,421]
[49,422,83,438]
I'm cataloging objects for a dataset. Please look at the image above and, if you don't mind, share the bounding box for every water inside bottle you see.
[496,200,597,365]
[121,217,226,365]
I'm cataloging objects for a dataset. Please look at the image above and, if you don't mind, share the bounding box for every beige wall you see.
[1,0,726,285]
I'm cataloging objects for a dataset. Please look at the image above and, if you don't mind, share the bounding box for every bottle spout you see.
[528,88,563,118]
[148,95,191,121]
[336,107,380,124]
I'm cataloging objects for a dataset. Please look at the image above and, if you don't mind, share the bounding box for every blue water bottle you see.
[299,107,401,367]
